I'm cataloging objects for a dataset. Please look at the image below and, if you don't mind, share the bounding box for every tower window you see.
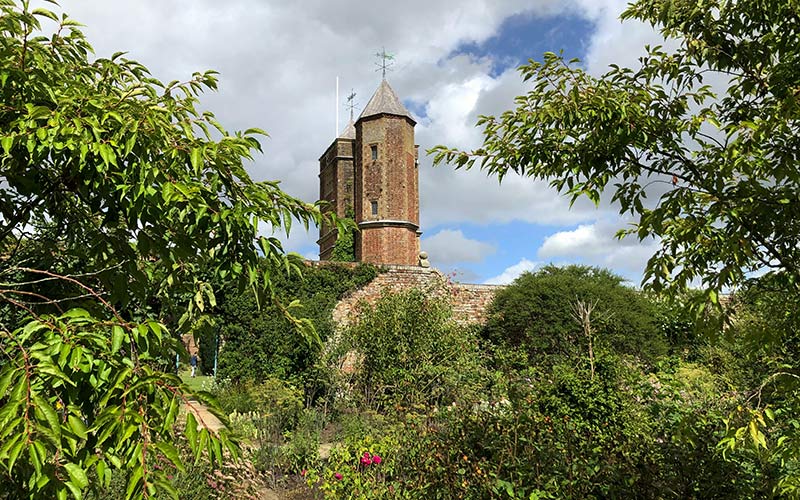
[371,201,378,216]
[370,145,378,160]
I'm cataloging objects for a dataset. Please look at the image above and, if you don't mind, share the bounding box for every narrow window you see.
[370,144,378,160]
[371,201,378,216]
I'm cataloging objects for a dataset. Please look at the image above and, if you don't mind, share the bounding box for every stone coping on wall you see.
[304,260,504,326]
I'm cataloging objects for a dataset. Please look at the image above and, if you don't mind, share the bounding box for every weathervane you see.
[374,47,394,79]
[345,89,358,121]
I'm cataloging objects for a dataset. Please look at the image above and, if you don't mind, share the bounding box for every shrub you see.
[215,262,379,389]
[306,433,397,499]
[343,289,486,411]
[484,265,665,369]
[366,356,764,499]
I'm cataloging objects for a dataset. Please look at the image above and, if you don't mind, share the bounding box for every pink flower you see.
[334,472,343,480]
[300,469,307,477]
[372,454,382,465]
[360,451,372,466]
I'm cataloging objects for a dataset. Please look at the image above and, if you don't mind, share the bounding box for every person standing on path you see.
[190,354,198,378]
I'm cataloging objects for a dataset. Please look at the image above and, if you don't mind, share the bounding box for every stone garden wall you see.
[328,264,502,326]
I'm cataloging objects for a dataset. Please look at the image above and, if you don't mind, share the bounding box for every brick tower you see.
[318,79,420,265]
[317,120,356,260]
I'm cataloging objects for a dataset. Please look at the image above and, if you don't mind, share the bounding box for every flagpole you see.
[335,76,339,138]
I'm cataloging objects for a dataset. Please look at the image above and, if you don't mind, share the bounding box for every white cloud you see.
[51,0,610,231]
[422,229,496,266]
[41,0,674,283]
[537,220,660,281]
[539,224,605,257]
[484,258,539,285]
[564,0,667,77]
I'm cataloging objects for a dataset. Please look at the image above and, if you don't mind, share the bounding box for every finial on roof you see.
[374,47,394,79]
[345,89,358,122]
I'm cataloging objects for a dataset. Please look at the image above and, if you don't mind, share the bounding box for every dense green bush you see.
[725,273,800,494]
[343,289,486,411]
[308,355,771,499]
[733,273,800,366]
[484,265,666,369]
[214,262,379,386]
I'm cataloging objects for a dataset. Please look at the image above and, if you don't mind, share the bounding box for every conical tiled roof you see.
[359,80,415,123]
[339,119,356,139]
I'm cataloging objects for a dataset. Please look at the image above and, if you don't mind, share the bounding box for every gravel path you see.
[184,400,225,432]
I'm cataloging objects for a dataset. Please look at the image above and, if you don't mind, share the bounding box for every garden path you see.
[184,400,224,432]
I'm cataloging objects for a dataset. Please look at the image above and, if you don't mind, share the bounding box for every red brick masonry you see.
[326,263,504,326]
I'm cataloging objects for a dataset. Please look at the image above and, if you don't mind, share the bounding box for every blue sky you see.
[453,12,594,76]
[58,0,663,286]
[419,12,597,284]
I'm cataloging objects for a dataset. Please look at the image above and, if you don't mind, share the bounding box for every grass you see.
[179,369,215,393]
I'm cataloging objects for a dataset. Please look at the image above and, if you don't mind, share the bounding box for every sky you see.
[51,0,669,286]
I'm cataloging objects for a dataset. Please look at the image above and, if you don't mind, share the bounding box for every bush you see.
[214,378,323,477]
[484,265,665,369]
[215,262,379,389]
[306,432,397,499]
[321,356,762,499]
[343,289,486,411]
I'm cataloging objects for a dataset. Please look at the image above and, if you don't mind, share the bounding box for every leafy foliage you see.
[722,273,800,494]
[215,262,379,388]
[330,208,356,262]
[215,379,321,475]
[343,289,486,411]
[431,0,800,302]
[484,265,665,369]
[0,1,333,497]
[308,355,768,499]
[431,1,800,494]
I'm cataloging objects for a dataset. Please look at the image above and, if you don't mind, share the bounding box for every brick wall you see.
[357,225,419,266]
[329,263,504,326]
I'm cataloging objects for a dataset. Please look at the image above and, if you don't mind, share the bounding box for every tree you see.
[431,0,800,493]
[431,0,800,303]
[214,262,378,388]
[0,1,337,498]
[483,265,664,369]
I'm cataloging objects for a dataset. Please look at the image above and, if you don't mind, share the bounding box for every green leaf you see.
[61,308,91,319]
[190,146,203,171]
[64,462,89,490]
[32,7,59,21]
[68,415,88,440]
[194,289,204,312]
[32,394,62,445]
[6,434,25,470]
[154,442,184,472]
[63,480,82,500]
[111,325,125,352]
[1,135,13,155]
[0,367,19,397]
[125,464,143,500]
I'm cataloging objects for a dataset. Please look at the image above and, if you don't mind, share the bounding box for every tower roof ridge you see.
[339,119,356,139]
[359,80,415,123]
